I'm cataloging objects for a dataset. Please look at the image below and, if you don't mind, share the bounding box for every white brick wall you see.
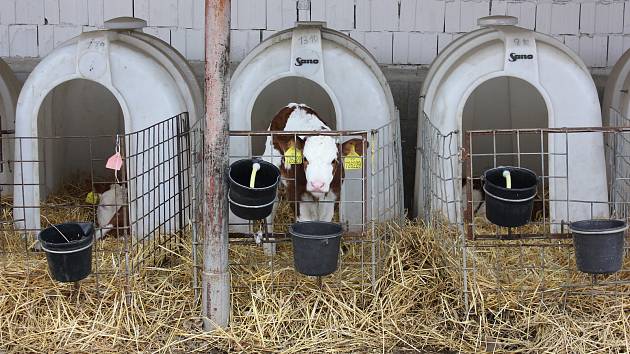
[1,0,630,69]
[45,0,61,24]
[311,0,354,30]
[393,32,437,65]
[9,25,38,57]
[445,0,490,33]
[149,0,178,26]
[178,0,194,28]
[400,0,445,32]
[59,0,89,25]
[222,0,630,69]
[0,0,206,60]
[0,1,16,25]
[491,1,536,30]
[16,0,44,24]
[266,0,297,30]
[87,0,103,26]
[350,30,394,64]
[103,0,134,21]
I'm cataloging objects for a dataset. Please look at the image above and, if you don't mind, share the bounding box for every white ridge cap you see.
[477,16,518,27]
[104,17,147,30]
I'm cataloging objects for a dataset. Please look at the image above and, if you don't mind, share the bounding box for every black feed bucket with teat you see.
[228,158,281,220]
[570,219,627,274]
[290,222,343,276]
[38,222,94,282]
[482,166,538,227]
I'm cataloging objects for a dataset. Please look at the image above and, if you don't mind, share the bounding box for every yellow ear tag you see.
[85,191,99,205]
[344,145,363,170]
[284,146,303,165]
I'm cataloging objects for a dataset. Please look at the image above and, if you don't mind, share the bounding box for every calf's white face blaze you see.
[302,135,339,195]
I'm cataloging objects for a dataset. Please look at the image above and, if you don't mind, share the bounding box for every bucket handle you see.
[228,196,277,209]
[569,224,629,235]
[482,187,536,203]
[41,241,94,255]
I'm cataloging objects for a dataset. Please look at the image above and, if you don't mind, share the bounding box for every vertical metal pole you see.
[202,0,231,330]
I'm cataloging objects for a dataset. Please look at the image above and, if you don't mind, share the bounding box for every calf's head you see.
[275,135,367,196]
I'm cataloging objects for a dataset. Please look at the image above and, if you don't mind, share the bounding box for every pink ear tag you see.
[106,152,123,171]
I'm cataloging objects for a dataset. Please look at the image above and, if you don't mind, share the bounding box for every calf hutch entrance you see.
[2,18,202,294]
[417,16,623,305]
[223,22,404,290]
[0,57,20,196]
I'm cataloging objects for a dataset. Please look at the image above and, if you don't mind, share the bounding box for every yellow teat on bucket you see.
[250,162,261,188]
[503,170,512,189]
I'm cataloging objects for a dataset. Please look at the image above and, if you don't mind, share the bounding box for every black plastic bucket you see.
[290,222,343,276]
[482,166,538,227]
[570,219,627,274]
[38,222,94,282]
[228,158,281,220]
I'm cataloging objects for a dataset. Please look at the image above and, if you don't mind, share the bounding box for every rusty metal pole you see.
[202,0,231,330]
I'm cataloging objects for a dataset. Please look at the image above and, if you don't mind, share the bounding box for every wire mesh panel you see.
[420,112,630,307]
[419,113,463,225]
[0,113,195,295]
[124,114,194,272]
[202,119,405,293]
[608,108,630,208]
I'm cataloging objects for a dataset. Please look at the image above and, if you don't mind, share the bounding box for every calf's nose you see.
[310,181,325,191]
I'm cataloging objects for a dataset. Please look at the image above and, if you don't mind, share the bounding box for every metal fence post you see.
[202,0,231,330]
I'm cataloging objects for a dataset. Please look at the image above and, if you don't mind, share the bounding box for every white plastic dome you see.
[13,18,202,234]
[229,22,398,229]
[0,58,20,196]
[603,49,630,125]
[230,21,395,132]
[414,16,608,227]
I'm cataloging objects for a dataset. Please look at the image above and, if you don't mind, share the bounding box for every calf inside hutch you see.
[1,110,196,294]
[421,114,630,306]
[225,104,404,291]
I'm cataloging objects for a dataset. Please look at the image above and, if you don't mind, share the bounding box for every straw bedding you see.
[1,186,630,352]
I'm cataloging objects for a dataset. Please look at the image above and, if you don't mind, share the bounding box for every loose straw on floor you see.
[0,183,629,352]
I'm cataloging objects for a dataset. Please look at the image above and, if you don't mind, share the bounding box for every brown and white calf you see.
[94,183,128,240]
[262,103,367,223]
[461,178,486,217]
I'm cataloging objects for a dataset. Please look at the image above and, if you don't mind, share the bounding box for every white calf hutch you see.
[5,18,202,286]
[226,22,404,289]
[415,16,608,226]
[416,16,628,301]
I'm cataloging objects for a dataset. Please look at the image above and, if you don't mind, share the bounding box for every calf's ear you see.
[274,134,305,154]
[92,183,111,194]
[341,139,368,157]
